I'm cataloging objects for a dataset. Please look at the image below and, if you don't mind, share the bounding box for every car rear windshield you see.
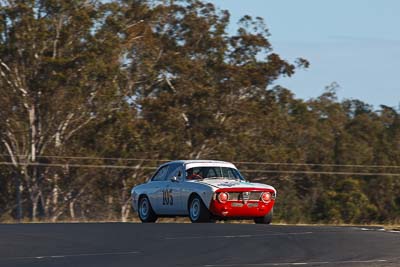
[186,166,244,180]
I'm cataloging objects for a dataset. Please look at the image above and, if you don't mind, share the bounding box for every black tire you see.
[138,196,158,223]
[254,208,273,224]
[188,195,213,223]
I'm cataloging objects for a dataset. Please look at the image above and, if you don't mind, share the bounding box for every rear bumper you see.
[209,199,275,218]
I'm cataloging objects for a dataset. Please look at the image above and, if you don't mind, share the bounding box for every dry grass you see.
[384,225,400,231]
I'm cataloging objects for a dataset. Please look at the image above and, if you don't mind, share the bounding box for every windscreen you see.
[186,166,244,180]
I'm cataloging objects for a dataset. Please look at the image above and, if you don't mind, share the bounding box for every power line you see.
[243,169,400,177]
[0,161,157,170]
[0,154,400,169]
[234,161,400,169]
[1,154,400,169]
[1,161,400,176]
[0,154,170,162]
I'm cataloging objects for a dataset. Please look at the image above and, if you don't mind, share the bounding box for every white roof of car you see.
[161,160,237,170]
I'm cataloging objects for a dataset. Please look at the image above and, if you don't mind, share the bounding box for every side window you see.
[166,164,182,181]
[177,170,182,179]
[171,167,184,181]
[151,166,169,181]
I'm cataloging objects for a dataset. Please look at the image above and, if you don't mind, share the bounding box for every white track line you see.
[356,227,400,234]
[204,259,388,266]
[165,232,313,240]
[2,251,140,261]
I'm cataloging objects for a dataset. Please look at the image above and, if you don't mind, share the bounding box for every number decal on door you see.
[162,189,173,205]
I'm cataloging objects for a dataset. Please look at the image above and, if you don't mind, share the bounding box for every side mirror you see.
[171,176,179,182]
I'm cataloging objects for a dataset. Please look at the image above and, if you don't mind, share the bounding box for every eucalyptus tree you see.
[0,0,130,220]
[124,0,309,161]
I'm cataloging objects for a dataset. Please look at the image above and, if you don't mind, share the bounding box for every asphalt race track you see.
[0,223,399,267]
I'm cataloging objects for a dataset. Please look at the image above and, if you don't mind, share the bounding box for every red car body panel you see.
[209,188,275,218]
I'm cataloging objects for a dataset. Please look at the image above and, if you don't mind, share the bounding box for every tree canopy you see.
[0,0,399,224]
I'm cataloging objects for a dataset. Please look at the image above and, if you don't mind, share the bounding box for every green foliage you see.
[0,0,399,224]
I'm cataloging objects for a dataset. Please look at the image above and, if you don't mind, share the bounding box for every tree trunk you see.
[14,173,23,222]
[107,195,114,220]
[69,201,76,220]
[52,174,59,217]
[121,200,131,222]
[31,196,38,221]
[120,178,131,222]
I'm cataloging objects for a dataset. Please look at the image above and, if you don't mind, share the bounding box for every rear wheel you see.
[254,208,273,224]
[188,195,213,223]
[138,196,157,223]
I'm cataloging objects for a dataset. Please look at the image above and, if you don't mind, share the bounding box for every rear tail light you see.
[217,192,229,203]
[261,192,272,203]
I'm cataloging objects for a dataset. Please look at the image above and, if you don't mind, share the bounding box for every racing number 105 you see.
[162,189,173,205]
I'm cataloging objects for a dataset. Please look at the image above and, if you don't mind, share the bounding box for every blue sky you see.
[210,0,400,109]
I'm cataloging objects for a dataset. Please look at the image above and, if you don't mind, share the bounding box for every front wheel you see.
[188,195,213,223]
[138,196,158,223]
[254,208,273,224]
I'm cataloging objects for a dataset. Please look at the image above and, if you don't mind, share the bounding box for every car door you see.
[147,165,169,214]
[158,163,185,215]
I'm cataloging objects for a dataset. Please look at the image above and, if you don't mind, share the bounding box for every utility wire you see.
[244,169,400,177]
[1,161,400,176]
[234,161,400,169]
[0,154,169,162]
[1,154,400,169]
[0,161,157,170]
